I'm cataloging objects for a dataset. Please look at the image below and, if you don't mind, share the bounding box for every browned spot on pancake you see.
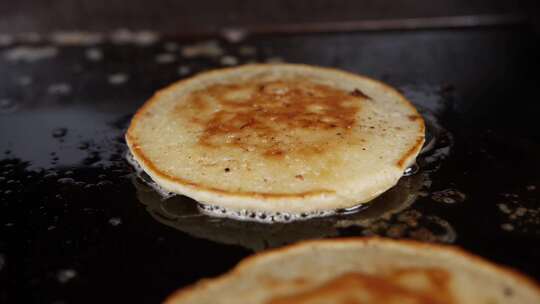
[408,115,421,121]
[183,80,360,158]
[191,96,208,111]
[264,148,285,157]
[350,88,372,100]
[268,268,455,304]
[397,136,424,168]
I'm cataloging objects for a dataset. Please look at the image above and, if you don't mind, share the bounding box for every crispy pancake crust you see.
[164,238,540,304]
[126,64,425,213]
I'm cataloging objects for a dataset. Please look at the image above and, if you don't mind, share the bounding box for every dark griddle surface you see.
[1,26,540,303]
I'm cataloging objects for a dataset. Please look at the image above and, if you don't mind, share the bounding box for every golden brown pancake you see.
[126,64,425,215]
[164,238,540,304]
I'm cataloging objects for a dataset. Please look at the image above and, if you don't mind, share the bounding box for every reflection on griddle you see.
[134,172,431,251]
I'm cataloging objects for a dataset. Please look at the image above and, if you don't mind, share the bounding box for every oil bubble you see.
[0,98,18,113]
[431,189,466,204]
[403,163,419,176]
[57,177,75,184]
[108,217,122,226]
[52,128,68,138]
[57,269,77,283]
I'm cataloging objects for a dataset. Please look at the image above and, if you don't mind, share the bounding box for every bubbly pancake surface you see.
[164,238,540,304]
[126,64,425,213]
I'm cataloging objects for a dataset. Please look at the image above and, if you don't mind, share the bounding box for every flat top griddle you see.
[1,25,540,303]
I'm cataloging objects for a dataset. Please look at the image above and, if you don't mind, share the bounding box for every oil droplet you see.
[335,204,370,215]
[164,42,179,52]
[238,46,257,56]
[48,83,71,95]
[220,55,238,66]
[17,75,33,86]
[0,34,13,46]
[96,180,112,187]
[221,28,247,43]
[431,189,466,204]
[78,142,90,150]
[44,172,58,178]
[501,223,515,231]
[155,53,176,64]
[108,217,122,226]
[178,65,191,76]
[403,163,419,176]
[85,48,103,61]
[0,98,18,113]
[108,73,129,85]
[57,269,77,283]
[57,177,75,184]
[52,128,68,138]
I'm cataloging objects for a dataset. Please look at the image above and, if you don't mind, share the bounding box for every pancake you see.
[164,238,540,304]
[126,64,425,215]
